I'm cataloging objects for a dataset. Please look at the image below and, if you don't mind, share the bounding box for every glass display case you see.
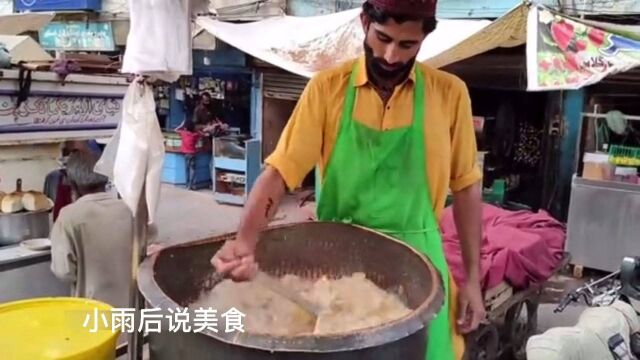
[212,134,261,205]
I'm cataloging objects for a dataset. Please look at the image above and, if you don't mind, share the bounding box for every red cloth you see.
[440,204,566,291]
[53,170,73,222]
[177,130,201,154]
[367,0,437,17]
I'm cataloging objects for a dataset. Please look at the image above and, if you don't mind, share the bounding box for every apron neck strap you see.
[412,64,426,134]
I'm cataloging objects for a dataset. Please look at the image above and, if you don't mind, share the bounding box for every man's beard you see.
[364,40,415,86]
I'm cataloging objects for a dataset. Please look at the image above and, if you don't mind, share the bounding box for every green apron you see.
[316,64,455,360]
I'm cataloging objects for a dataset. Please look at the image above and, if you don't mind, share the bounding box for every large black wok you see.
[138,222,444,359]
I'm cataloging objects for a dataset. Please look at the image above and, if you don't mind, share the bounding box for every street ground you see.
[153,184,312,246]
[128,184,591,359]
[538,273,590,331]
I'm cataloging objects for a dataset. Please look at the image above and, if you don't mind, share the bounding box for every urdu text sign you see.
[39,21,115,52]
[0,95,121,133]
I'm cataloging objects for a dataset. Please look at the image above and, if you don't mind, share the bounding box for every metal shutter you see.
[263,72,308,101]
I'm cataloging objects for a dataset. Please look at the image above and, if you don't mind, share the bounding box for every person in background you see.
[50,151,134,345]
[86,139,103,156]
[193,92,230,137]
[202,117,230,137]
[193,92,215,128]
[44,141,93,221]
[176,120,203,190]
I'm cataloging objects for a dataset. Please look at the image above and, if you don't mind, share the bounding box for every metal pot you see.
[139,222,444,360]
[0,179,51,246]
[0,209,51,246]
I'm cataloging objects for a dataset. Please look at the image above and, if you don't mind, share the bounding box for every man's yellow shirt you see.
[265,55,482,220]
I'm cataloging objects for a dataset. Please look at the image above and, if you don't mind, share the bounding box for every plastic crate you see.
[15,0,101,12]
[608,145,640,167]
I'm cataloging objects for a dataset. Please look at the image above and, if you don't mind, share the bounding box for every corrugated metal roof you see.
[263,71,308,100]
[211,0,285,20]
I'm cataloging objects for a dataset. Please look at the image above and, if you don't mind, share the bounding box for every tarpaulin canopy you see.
[196,8,492,78]
[198,3,640,91]
[427,3,528,69]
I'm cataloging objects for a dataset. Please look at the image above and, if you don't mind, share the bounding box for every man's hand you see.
[210,239,258,281]
[210,166,286,280]
[452,181,484,333]
[457,278,486,334]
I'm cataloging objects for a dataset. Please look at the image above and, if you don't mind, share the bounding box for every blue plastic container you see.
[162,152,212,187]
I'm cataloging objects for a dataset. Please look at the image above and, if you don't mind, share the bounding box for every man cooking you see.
[211,1,485,359]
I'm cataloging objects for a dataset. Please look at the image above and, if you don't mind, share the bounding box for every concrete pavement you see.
[153,184,312,247]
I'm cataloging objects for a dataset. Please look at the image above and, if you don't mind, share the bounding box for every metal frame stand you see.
[128,186,148,360]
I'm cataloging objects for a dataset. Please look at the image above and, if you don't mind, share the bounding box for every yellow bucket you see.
[0,297,121,360]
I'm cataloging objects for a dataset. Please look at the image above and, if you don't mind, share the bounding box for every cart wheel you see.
[505,299,538,360]
[464,324,500,360]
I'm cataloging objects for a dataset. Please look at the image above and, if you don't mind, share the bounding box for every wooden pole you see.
[128,184,148,360]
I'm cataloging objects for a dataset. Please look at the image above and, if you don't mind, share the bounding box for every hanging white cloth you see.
[121,0,192,82]
[95,80,165,225]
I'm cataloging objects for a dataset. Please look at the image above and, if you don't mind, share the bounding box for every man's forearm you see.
[452,181,482,282]
[237,166,287,246]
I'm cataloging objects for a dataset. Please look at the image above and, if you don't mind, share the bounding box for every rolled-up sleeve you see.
[50,213,77,283]
[264,75,326,191]
[449,80,482,192]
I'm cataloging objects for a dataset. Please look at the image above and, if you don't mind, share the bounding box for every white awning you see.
[196,7,497,78]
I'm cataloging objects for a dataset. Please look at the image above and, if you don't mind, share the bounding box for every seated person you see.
[50,151,134,344]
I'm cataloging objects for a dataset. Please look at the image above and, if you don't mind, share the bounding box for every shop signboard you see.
[15,0,102,12]
[0,95,121,133]
[39,21,115,52]
[527,6,640,91]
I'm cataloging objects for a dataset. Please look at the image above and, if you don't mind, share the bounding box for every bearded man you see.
[211,1,485,358]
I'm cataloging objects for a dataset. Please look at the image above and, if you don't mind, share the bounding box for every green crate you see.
[608,145,640,167]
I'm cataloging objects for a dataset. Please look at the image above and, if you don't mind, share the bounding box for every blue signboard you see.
[15,0,102,12]
[39,21,115,51]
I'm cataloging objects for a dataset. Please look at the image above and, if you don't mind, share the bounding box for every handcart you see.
[463,253,571,360]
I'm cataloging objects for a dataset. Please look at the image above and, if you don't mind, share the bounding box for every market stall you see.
[158,46,262,201]
[0,65,129,302]
[567,91,640,273]
[521,6,640,273]
[0,68,129,192]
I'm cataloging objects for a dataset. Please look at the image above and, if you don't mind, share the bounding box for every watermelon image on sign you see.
[550,21,575,51]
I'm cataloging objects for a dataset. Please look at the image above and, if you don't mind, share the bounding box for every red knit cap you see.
[366,0,437,17]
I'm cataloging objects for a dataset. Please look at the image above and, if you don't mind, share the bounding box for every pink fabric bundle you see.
[440,204,566,291]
